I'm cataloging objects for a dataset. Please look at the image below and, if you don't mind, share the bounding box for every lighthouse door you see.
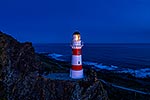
[78,61,80,64]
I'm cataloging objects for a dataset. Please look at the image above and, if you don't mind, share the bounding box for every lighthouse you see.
[70,32,84,79]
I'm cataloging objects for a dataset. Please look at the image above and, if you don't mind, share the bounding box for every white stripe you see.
[72,46,82,49]
[71,41,83,49]
[72,55,82,65]
[72,41,81,45]
[70,69,84,79]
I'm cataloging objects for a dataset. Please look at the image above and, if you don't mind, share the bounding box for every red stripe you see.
[72,65,82,70]
[72,49,81,55]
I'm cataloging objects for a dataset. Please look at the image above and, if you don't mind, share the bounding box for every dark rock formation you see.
[0,31,108,100]
[0,31,40,99]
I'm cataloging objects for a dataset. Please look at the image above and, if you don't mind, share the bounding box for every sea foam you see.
[48,53,64,61]
[118,68,150,78]
[83,61,118,70]
[83,61,150,78]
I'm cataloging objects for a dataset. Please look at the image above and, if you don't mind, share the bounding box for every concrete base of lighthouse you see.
[70,69,84,79]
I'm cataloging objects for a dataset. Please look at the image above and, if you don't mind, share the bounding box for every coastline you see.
[1,31,150,99]
[38,53,150,99]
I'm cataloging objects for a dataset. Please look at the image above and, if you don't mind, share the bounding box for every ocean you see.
[33,43,150,78]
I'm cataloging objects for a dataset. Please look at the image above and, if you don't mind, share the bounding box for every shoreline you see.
[38,53,150,95]
[1,31,150,99]
[38,52,150,79]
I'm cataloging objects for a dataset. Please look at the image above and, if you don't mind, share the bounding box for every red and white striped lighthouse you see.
[70,32,84,79]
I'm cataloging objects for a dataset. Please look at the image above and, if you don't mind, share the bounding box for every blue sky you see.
[0,0,150,43]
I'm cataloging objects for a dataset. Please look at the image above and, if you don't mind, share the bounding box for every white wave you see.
[83,61,150,78]
[118,68,150,78]
[48,53,64,61]
[111,65,118,69]
[83,61,118,71]
[83,61,98,66]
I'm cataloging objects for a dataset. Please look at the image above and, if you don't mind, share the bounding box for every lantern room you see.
[73,32,81,41]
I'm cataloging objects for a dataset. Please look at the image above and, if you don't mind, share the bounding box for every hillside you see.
[0,31,108,100]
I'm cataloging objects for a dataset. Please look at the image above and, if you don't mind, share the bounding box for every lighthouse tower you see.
[70,32,84,79]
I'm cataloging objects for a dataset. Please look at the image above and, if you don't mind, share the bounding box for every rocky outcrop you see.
[0,31,108,100]
[0,31,40,99]
[71,81,108,100]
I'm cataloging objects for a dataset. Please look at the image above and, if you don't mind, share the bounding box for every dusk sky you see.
[0,0,150,43]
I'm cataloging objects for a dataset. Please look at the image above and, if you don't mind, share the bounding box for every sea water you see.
[33,43,150,78]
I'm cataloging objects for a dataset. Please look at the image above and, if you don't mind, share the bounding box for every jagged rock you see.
[0,31,108,100]
[71,82,82,100]
[0,31,40,99]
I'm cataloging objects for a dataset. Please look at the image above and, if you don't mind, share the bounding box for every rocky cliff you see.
[0,31,108,100]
